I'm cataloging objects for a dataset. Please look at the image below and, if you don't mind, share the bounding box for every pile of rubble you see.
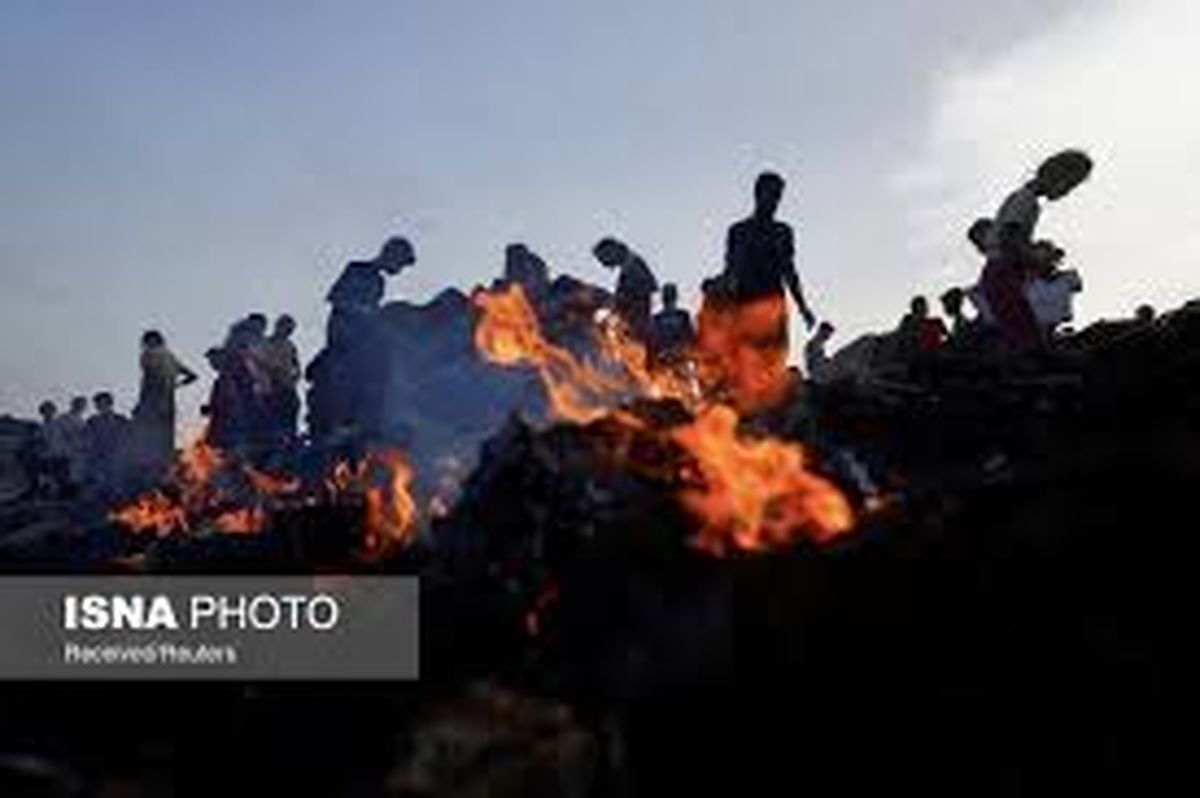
[2,301,1199,793]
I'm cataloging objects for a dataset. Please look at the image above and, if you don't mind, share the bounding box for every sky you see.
[2,0,1197,421]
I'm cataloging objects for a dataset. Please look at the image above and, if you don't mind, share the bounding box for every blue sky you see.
[2,0,1196,422]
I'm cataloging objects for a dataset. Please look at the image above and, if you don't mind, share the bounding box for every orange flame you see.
[244,466,301,496]
[363,449,418,557]
[472,282,856,555]
[473,283,669,423]
[213,506,267,535]
[672,405,854,554]
[110,491,189,536]
[695,293,794,415]
[177,437,223,489]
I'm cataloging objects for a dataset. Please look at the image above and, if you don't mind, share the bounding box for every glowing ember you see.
[213,506,267,535]
[673,405,854,554]
[111,432,278,538]
[362,449,418,557]
[244,466,302,496]
[110,491,189,536]
[177,438,223,488]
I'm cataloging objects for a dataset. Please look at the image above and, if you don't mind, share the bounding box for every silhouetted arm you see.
[781,227,816,329]
[176,360,199,387]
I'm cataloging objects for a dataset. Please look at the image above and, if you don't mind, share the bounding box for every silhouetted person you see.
[62,396,89,487]
[988,149,1093,255]
[897,296,947,357]
[724,171,816,329]
[1135,304,1156,325]
[979,224,1042,354]
[203,346,247,450]
[327,236,415,348]
[261,314,302,443]
[804,321,836,384]
[940,286,985,352]
[85,391,130,497]
[312,236,415,442]
[940,288,969,337]
[650,282,695,365]
[696,172,816,412]
[33,400,71,498]
[593,237,658,341]
[133,330,197,475]
[967,218,993,257]
[1025,240,1081,340]
[503,243,551,311]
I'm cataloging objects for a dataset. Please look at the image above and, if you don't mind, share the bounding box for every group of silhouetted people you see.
[204,312,301,455]
[29,153,1104,495]
[865,150,1094,384]
[28,393,130,500]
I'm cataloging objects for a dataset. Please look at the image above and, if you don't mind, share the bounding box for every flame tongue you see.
[471,282,857,555]
[362,448,418,557]
[672,405,853,555]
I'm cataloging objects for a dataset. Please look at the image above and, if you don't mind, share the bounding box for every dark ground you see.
[1,306,1199,795]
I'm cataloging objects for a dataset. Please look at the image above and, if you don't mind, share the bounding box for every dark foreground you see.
[1,306,1199,795]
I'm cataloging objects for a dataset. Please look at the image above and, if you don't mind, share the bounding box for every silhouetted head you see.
[753,172,785,218]
[69,396,88,416]
[910,296,929,318]
[593,237,630,269]
[940,287,965,317]
[141,330,165,350]
[662,283,679,309]
[816,321,835,339]
[38,401,57,420]
[245,313,269,338]
[376,236,416,275]
[967,218,994,255]
[1034,149,1092,200]
[205,347,226,371]
[273,314,296,339]
[504,243,550,298]
[92,392,115,413]
[504,243,529,272]
[1135,304,1156,324]
[1030,240,1065,277]
[995,222,1026,257]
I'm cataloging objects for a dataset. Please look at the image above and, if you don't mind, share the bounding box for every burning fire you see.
[673,405,853,554]
[473,283,634,423]
[471,282,856,554]
[110,431,419,552]
[110,491,189,537]
[695,292,793,415]
[362,448,418,557]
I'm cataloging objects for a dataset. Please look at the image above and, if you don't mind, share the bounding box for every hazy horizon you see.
[3,0,1198,422]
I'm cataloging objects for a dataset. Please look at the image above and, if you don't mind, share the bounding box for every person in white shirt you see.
[1024,241,1082,338]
